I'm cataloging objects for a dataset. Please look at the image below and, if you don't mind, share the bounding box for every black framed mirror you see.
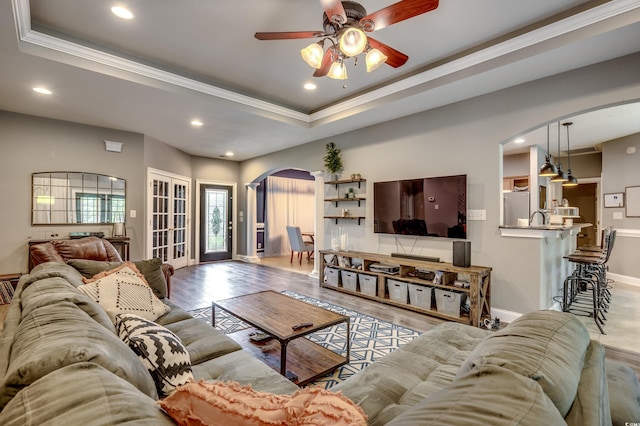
[32,172,126,225]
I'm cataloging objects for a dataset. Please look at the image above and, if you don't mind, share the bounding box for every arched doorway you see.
[245,168,322,276]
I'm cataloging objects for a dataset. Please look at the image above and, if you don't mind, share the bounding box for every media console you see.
[319,250,491,327]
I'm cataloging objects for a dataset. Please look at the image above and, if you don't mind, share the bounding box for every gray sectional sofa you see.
[0,262,297,425]
[1,261,639,425]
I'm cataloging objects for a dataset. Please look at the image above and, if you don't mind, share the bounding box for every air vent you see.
[561,146,600,156]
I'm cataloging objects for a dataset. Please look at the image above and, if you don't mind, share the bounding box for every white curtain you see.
[265,176,315,256]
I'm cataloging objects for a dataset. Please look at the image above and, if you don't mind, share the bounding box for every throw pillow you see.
[116,313,193,398]
[158,380,367,426]
[78,263,170,322]
[68,258,168,299]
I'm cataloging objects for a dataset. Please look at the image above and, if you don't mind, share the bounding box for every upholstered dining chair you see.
[286,226,314,265]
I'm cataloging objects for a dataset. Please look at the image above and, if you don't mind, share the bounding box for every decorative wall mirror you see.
[32,172,126,225]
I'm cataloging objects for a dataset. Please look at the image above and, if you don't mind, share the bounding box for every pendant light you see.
[551,121,568,182]
[562,122,578,187]
[539,125,558,177]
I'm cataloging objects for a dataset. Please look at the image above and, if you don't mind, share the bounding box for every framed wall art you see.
[603,192,624,208]
[625,185,640,217]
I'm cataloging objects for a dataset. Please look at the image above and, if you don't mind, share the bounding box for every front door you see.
[563,182,598,248]
[199,184,233,262]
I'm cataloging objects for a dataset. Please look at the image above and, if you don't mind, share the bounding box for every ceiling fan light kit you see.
[365,48,388,72]
[301,41,325,69]
[328,60,348,80]
[256,0,440,80]
[339,27,367,56]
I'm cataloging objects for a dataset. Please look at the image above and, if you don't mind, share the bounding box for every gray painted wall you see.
[601,133,640,278]
[239,53,640,314]
[1,53,639,316]
[0,111,146,270]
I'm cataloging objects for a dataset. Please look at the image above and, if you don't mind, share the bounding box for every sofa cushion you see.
[68,258,168,299]
[0,301,158,409]
[22,261,86,289]
[605,359,640,426]
[156,299,196,324]
[20,276,115,333]
[387,363,566,426]
[78,263,170,322]
[116,313,194,397]
[160,316,242,365]
[0,362,174,426]
[158,380,367,426]
[457,310,590,417]
[331,321,490,425]
[565,341,611,426]
[190,349,299,395]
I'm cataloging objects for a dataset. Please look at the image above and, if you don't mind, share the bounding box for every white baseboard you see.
[237,255,261,263]
[488,307,522,324]
[608,272,640,287]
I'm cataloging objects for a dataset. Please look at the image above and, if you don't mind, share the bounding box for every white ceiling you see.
[1,0,640,160]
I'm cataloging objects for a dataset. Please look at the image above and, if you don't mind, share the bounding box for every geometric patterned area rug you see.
[188,290,421,389]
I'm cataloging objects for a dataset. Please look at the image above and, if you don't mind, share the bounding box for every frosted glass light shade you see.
[366,48,387,72]
[328,61,348,80]
[339,28,367,57]
[300,42,324,69]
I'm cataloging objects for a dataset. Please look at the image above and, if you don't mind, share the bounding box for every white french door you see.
[147,169,190,269]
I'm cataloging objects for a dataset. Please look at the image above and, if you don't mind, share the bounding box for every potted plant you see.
[324,142,344,181]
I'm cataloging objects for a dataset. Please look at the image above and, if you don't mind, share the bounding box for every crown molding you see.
[12,0,640,128]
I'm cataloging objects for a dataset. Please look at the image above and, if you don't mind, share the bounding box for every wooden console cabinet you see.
[319,250,491,327]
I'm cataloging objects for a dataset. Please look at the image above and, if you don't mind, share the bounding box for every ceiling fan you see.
[255,0,440,80]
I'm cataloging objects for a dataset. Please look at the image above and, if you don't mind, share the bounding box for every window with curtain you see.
[264,176,315,256]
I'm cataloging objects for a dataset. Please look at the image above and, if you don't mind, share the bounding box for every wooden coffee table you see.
[212,291,349,385]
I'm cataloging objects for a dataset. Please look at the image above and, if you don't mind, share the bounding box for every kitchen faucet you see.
[529,210,547,226]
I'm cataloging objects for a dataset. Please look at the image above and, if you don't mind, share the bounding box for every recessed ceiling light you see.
[225,151,234,157]
[514,138,525,144]
[190,119,203,127]
[304,82,317,90]
[111,6,134,19]
[33,87,52,95]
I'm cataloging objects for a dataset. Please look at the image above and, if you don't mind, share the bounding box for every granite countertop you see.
[500,223,591,231]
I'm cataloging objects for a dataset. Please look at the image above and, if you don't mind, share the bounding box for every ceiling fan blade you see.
[320,0,347,25]
[313,46,339,77]
[367,37,408,68]
[360,0,439,32]
[254,31,323,40]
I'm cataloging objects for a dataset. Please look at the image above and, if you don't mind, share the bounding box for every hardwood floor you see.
[169,259,640,378]
[170,260,445,333]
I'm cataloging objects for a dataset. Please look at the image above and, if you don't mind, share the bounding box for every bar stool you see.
[559,228,615,334]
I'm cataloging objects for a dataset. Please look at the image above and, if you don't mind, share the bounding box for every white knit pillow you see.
[115,313,193,398]
[78,264,170,322]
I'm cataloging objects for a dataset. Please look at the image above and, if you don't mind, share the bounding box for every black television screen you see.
[373,175,467,239]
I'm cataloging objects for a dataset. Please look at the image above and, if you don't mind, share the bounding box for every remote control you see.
[291,322,313,330]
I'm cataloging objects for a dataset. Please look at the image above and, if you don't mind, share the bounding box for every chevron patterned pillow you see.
[115,313,193,397]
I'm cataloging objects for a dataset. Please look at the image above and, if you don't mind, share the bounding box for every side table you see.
[105,237,130,261]
[0,273,20,333]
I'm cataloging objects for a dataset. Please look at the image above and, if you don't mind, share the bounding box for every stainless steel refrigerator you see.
[504,191,530,226]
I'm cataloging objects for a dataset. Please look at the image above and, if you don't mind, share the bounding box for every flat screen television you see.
[373,174,467,239]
